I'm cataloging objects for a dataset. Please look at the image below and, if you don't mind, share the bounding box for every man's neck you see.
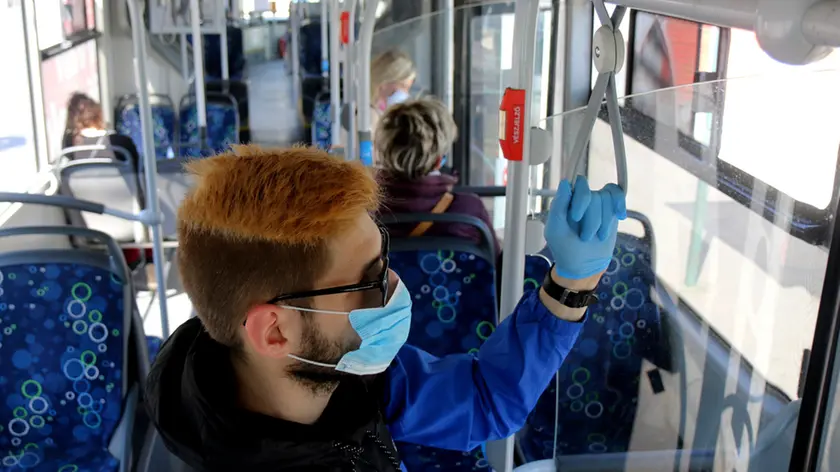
[232,356,336,425]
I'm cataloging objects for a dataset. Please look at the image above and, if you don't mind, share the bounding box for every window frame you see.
[620,10,836,247]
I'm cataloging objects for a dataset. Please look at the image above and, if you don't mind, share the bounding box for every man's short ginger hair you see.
[177,145,380,348]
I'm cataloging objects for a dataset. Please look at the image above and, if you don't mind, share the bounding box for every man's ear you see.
[243,304,299,359]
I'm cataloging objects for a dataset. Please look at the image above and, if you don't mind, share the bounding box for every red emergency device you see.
[499,88,527,161]
[340,12,350,44]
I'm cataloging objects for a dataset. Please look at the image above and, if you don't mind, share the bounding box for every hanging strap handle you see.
[569,1,628,193]
[409,192,455,237]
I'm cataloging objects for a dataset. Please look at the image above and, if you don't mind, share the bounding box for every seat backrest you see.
[114,94,176,160]
[0,226,133,469]
[383,213,499,359]
[178,93,239,158]
[521,225,668,461]
[524,253,551,294]
[311,92,332,150]
[389,244,498,359]
[59,159,143,243]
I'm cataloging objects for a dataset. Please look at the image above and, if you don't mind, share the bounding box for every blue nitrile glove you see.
[545,176,627,279]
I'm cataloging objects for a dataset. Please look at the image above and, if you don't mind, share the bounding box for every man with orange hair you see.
[145,145,626,471]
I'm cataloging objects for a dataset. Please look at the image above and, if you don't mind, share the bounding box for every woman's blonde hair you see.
[375,98,457,180]
[370,49,416,99]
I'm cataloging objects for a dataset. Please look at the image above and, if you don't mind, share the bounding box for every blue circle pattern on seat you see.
[0,264,124,471]
[518,233,666,461]
[145,336,163,364]
[179,103,238,158]
[389,250,498,472]
[115,103,176,159]
[312,101,331,150]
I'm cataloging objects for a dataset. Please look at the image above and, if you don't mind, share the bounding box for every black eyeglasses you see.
[269,226,390,307]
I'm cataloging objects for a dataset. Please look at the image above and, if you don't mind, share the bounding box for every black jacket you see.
[145,318,403,471]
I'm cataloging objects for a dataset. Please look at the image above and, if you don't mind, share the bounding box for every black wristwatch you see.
[541,265,599,308]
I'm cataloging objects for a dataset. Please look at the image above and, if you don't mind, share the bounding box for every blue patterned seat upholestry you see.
[145,336,163,364]
[311,99,331,150]
[179,102,238,158]
[389,249,498,472]
[0,263,126,471]
[115,102,176,160]
[519,232,668,461]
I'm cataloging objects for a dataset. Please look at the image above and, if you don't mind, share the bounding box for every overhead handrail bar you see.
[357,0,379,166]
[125,0,172,339]
[609,0,838,63]
[569,1,628,193]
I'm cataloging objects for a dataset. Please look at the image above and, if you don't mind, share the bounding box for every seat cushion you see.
[0,262,126,469]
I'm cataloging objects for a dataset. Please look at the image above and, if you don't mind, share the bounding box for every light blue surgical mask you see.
[386,89,411,107]
[440,155,447,167]
[286,279,412,376]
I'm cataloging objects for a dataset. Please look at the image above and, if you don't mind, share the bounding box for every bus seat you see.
[58,159,144,245]
[520,211,669,462]
[114,94,176,160]
[179,93,240,158]
[194,80,251,143]
[383,214,498,472]
[311,91,332,150]
[0,224,155,471]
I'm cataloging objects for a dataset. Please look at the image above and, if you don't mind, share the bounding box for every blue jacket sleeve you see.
[382,289,583,452]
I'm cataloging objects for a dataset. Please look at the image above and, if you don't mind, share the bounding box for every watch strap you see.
[541,265,599,308]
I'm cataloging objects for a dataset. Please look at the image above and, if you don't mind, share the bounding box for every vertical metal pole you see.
[221,25,230,80]
[190,0,208,148]
[330,0,342,146]
[290,1,302,98]
[486,3,541,472]
[321,0,330,78]
[343,0,357,161]
[125,0,170,339]
[356,0,378,166]
[442,0,455,112]
[181,33,189,80]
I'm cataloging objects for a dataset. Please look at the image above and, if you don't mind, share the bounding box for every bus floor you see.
[246,59,304,147]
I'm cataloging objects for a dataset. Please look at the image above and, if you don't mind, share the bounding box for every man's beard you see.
[287,315,360,395]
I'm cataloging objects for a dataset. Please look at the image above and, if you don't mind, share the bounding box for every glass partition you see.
[371,2,553,232]
[518,70,839,471]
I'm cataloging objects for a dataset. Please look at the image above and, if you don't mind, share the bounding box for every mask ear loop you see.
[287,354,338,368]
[280,306,351,316]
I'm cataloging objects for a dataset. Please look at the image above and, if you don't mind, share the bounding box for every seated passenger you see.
[145,145,626,471]
[61,92,140,167]
[376,98,501,255]
[337,49,415,160]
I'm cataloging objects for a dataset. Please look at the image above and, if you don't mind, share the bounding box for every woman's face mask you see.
[386,89,411,107]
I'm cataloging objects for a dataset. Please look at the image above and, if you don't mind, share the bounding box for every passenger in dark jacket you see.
[375,98,501,255]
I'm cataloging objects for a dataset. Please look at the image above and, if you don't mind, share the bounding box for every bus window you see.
[577,70,837,469]
[0,1,38,195]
